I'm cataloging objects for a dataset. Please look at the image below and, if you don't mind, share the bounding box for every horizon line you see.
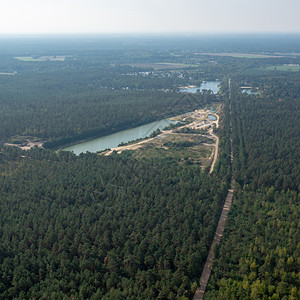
[1,31,300,37]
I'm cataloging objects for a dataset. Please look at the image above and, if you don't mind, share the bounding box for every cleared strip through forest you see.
[193,188,233,300]
[194,79,233,299]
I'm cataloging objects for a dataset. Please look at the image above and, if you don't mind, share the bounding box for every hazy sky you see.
[1,0,300,34]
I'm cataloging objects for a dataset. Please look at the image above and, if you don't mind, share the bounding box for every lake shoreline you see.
[61,112,187,154]
[101,109,220,159]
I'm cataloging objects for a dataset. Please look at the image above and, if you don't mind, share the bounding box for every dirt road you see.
[102,110,219,162]
[193,78,233,299]
[209,129,219,174]
[103,130,173,156]
[193,188,234,300]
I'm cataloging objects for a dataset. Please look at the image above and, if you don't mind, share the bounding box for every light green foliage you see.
[205,74,300,299]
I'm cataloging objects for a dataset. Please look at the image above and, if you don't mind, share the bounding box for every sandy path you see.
[209,129,219,174]
[104,138,152,156]
[194,78,233,299]
[101,110,219,161]
[103,130,173,156]
[193,189,234,300]
[213,114,219,128]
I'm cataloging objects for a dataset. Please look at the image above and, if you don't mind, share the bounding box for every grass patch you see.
[198,53,281,59]
[132,133,214,169]
[263,65,300,72]
[128,62,196,70]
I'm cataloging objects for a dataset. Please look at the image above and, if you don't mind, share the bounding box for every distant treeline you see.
[0,62,219,148]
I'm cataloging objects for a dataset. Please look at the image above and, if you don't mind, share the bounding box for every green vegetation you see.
[199,53,277,59]
[0,146,229,299]
[163,121,188,131]
[127,129,217,170]
[176,127,208,135]
[0,53,220,148]
[0,35,300,299]
[263,65,300,72]
[149,128,162,138]
[205,74,300,299]
[164,141,197,148]
[128,62,193,70]
[0,74,217,149]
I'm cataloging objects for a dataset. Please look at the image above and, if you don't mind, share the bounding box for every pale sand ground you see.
[101,109,220,173]
[4,141,43,150]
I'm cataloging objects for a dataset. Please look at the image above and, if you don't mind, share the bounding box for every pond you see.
[180,81,220,94]
[208,114,217,121]
[241,89,258,95]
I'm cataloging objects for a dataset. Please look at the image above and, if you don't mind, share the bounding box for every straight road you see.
[194,78,233,299]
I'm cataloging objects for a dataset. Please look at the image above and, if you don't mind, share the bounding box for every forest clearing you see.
[102,109,220,171]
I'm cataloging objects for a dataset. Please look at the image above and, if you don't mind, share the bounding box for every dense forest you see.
[205,74,300,299]
[0,49,222,148]
[2,34,300,149]
[0,146,229,299]
[0,35,300,299]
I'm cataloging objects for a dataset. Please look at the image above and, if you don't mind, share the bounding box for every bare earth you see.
[101,109,220,172]
[193,79,233,299]
[4,141,43,150]
[208,129,219,174]
[193,189,234,300]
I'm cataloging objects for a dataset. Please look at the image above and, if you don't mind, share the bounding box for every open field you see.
[263,65,300,72]
[15,55,72,62]
[197,52,283,58]
[4,140,43,150]
[127,62,196,69]
[0,72,16,76]
[274,52,300,56]
[134,134,214,169]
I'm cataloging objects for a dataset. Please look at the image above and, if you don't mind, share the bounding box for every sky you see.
[1,0,300,35]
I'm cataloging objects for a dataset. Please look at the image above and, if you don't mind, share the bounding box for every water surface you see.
[208,115,217,121]
[63,118,177,155]
[241,89,258,95]
[180,81,220,93]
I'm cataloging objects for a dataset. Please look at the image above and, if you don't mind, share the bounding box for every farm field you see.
[15,55,72,62]
[197,52,282,58]
[263,65,300,71]
[128,62,195,69]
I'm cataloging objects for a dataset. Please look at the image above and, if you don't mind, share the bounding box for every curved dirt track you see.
[101,110,220,167]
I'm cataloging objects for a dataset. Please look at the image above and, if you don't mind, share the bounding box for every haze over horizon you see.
[1,0,300,35]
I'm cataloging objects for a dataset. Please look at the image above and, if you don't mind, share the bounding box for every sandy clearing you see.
[208,129,219,174]
[103,130,173,155]
[101,109,220,173]
[4,141,43,150]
